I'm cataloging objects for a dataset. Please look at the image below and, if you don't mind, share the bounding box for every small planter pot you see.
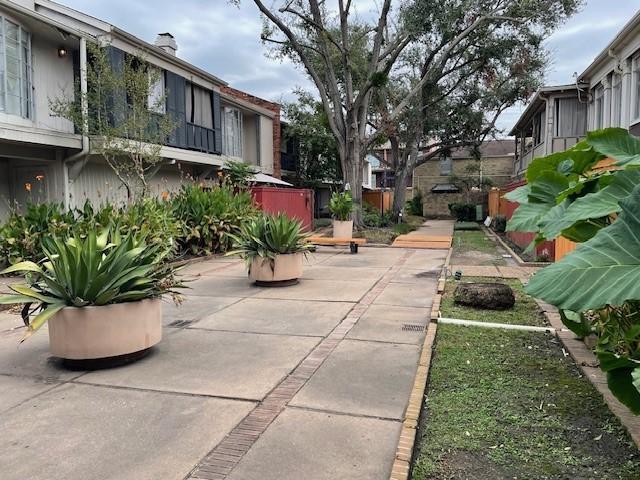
[332,219,353,238]
[249,253,303,286]
[48,298,162,361]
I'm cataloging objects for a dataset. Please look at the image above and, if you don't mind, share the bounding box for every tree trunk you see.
[340,134,364,226]
[392,138,419,219]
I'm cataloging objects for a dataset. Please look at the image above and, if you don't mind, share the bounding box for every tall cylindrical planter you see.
[48,298,162,360]
[332,220,353,238]
[249,253,304,284]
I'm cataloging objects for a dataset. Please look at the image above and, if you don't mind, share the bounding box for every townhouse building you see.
[0,0,281,220]
[509,9,640,178]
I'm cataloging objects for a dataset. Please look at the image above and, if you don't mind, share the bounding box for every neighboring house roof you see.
[449,139,515,159]
[508,84,577,136]
[579,9,640,82]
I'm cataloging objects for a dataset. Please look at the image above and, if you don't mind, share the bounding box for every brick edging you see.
[482,226,551,267]
[533,297,640,448]
[389,245,451,480]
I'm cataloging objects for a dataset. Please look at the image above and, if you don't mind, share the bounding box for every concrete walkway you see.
[0,244,447,480]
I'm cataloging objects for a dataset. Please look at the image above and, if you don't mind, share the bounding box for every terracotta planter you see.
[249,253,303,285]
[332,219,353,238]
[48,298,162,360]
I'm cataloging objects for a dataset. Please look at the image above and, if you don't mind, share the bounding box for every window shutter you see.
[165,71,187,148]
[212,90,222,154]
[106,46,126,127]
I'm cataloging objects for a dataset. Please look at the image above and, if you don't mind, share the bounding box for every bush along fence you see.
[506,127,640,414]
[0,183,258,269]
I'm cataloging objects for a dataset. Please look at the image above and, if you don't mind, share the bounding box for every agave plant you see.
[228,213,312,268]
[0,229,181,341]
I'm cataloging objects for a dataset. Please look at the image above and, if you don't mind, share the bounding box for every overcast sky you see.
[61,0,640,133]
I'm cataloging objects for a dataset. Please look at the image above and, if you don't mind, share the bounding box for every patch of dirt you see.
[437,450,508,480]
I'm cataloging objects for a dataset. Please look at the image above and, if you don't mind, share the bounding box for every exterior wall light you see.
[58,47,67,58]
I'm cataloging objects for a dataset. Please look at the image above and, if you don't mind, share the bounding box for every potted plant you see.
[0,229,181,362]
[229,213,312,286]
[329,191,354,238]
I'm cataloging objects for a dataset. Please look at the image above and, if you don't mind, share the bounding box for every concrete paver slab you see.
[227,408,400,480]
[163,295,241,326]
[373,281,436,308]
[0,375,57,414]
[321,249,406,268]
[0,327,83,381]
[0,383,253,480]
[253,278,375,302]
[302,265,389,281]
[391,268,442,284]
[78,329,319,400]
[0,310,22,332]
[290,339,420,419]
[186,275,264,297]
[194,298,354,336]
[347,305,429,344]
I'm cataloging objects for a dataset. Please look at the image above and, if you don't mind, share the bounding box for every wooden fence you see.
[363,190,393,213]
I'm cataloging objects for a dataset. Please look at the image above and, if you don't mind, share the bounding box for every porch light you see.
[57,47,67,58]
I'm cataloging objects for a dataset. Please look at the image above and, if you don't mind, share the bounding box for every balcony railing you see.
[186,122,217,154]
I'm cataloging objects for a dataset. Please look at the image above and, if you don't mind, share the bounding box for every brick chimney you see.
[155,33,177,56]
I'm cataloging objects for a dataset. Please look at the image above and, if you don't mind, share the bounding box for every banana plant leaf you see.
[586,128,640,167]
[526,183,640,311]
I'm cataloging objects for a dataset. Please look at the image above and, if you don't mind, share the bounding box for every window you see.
[594,85,605,129]
[222,107,243,157]
[555,98,587,137]
[439,155,452,175]
[611,73,622,127]
[185,82,213,128]
[634,56,640,121]
[0,17,32,118]
[532,109,545,145]
[147,68,165,114]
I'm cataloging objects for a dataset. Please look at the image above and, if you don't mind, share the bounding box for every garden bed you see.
[354,215,425,245]
[411,279,640,479]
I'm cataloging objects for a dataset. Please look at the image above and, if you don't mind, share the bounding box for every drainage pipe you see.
[63,36,89,210]
[437,317,558,334]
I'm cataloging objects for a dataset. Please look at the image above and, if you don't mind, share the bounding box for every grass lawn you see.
[412,282,640,480]
[451,230,508,266]
[355,215,425,245]
[441,277,547,326]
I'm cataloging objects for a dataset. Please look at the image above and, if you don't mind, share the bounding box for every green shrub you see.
[362,202,392,228]
[222,160,256,190]
[454,221,480,231]
[392,223,415,235]
[448,202,476,221]
[405,190,423,216]
[172,184,256,255]
[329,191,353,221]
[0,203,74,267]
[0,229,182,340]
[492,214,507,233]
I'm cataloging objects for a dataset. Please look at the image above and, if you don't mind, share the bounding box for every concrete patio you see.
[0,244,448,480]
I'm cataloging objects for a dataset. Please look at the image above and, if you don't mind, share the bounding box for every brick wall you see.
[413,155,514,217]
[220,86,282,178]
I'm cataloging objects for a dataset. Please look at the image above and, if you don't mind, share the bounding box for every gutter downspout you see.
[63,36,89,210]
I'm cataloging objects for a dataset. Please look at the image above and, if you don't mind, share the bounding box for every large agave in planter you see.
[229,213,312,286]
[0,229,181,362]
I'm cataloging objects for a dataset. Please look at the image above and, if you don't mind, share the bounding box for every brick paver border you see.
[186,249,416,480]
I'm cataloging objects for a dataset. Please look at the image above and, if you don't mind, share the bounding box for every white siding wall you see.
[259,115,274,174]
[31,34,75,133]
[242,113,258,166]
[0,159,11,220]
[70,160,193,209]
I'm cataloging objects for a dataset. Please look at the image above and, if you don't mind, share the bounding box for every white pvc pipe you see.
[437,317,557,333]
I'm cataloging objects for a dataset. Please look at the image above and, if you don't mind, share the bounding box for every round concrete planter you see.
[249,253,304,286]
[332,219,353,238]
[48,298,162,360]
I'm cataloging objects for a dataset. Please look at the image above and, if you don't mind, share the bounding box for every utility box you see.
[251,186,314,231]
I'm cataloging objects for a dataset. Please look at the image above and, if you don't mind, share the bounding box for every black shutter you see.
[106,46,126,128]
[212,90,222,154]
[165,71,187,148]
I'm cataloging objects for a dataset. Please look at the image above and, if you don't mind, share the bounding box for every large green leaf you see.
[540,169,640,240]
[607,368,640,414]
[526,183,640,311]
[587,128,640,166]
[503,184,531,203]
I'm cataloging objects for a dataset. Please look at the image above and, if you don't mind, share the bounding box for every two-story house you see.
[0,0,281,220]
[509,9,640,178]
